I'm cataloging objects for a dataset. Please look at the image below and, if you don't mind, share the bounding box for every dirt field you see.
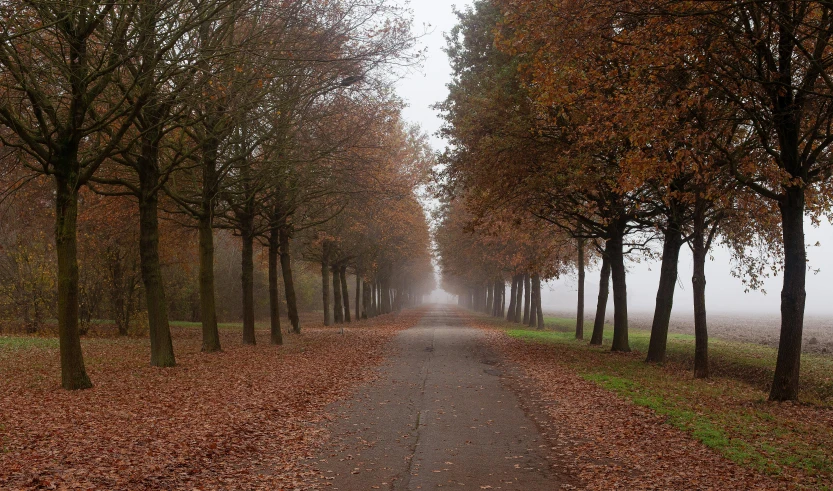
[547,310,833,355]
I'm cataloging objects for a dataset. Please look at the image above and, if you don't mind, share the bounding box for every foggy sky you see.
[396,0,833,316]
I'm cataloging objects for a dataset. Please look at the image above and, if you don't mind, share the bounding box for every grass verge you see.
[498,316,833,486]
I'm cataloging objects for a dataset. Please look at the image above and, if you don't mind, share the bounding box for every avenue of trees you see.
[0,0,434,389]
[435,0,833,401]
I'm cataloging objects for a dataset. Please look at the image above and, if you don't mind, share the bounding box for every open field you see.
[545,310,833,355]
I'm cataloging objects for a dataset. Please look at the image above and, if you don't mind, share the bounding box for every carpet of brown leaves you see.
[475,321,785,491]
[0,310,425,490]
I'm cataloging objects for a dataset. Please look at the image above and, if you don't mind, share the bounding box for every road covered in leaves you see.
[315,305,563,489]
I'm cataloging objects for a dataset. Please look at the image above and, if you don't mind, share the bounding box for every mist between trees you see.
[433,0,833,402]
[0,0,436,389]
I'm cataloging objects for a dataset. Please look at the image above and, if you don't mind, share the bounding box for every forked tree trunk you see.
[507,276,518,320]
[241,224,256,346]
[332,265,343,324]
[523,274,531,324]
[279,226,300,334]
[322,242,331,327]
[268,229,282,345]
[55,175,92,390]
[590,248,611,346]
[198,212,221,352]
[341,265,350,323]
[646,223,684,363]
[771,188,806,401]
[576,238,585,340]
[138,190,175,366]
[609,224,631,352]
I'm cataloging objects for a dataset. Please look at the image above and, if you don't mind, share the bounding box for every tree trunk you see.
[576,238,585,340]
[499,281,505,316]
[534,274,544,330]
[515,275,524,323]
[381,277,392,313]
[241,224,256,345]
[486,282,493,315]
[322,242,331,327]
[370,280,377,317]
[138,191,176,365]
[269,228,282,345]
[692,202,709,378]
[770,188,806,401]
[341,264,351,323]
[646,224,683,363]
[363,280,371,319]
[355,274,362,321]
[609,225,631,352]
[54,175,92,390]
[590,248,611,345]
[523,273,531,324]
[198,212,221,352]
[332,265,343,324]
[279,226,300,334]
[507,275,517,320]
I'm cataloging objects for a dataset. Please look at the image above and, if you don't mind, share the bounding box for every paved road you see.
[315,306,562,490]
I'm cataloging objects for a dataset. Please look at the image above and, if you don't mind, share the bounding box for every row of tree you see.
[0,0,434,389]
[434,0,833,401]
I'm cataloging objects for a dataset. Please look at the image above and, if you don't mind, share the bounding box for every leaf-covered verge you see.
[0,309,425,490]
[471,313,833,490]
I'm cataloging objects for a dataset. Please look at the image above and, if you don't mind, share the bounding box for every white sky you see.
[395,0,833,316]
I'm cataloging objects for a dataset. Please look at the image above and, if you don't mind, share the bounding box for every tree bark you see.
[590,247,611,345]
[241,224,256,345]
[198,212,221,352]
[279,226,300,334]
[523,273,531,324]
[576,238,585,340]
[269,228,282,345]
[340,264,350,323]
[646,223,683,363]
[609,225,631,352]
[770,188,806,401]
[322,242,331,326]
[54,175,92,390]
[138,190,176,365]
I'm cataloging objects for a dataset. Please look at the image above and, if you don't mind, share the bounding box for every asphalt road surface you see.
[316,306,562,490]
